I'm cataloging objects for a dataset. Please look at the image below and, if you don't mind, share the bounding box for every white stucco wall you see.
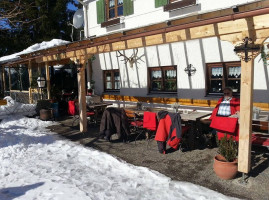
[92,36,269,103]
[86,0,256,38]
[86,0,269,103]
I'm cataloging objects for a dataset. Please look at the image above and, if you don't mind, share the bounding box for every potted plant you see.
[213,134,238,180]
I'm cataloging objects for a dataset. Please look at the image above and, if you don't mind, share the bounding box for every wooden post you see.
[86,59,91,89]
[238,55,254,173]
[1,66,4,95]
[77,58,87,132]
[28,61,33,103]
[45,62,51,100]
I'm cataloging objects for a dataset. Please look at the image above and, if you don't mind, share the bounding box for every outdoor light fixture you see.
[37,76,46,100]
[184,64,196,76]
[75,59,82,73]
[232,5,239,13]
[166,20,172,26]
[37,76,46,88]
[234,37,260,62]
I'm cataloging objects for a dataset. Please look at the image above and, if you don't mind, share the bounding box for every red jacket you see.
[155,114,189,150]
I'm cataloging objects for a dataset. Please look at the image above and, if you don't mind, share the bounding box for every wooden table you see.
[124,106,211,149]
[87,103,113,123]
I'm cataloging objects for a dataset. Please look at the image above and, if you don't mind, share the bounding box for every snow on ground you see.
[0,116,239,200]
[0,39,70,63]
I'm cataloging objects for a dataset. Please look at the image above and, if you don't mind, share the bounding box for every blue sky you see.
[68,0,79,11]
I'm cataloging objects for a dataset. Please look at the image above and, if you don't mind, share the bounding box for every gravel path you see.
[49,117,269,200]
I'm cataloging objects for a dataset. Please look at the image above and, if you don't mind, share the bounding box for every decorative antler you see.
[117,48,143,68]
[116,50,130,64]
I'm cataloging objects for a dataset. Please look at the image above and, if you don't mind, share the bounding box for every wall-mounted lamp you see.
[166,20,172,26]
[234,37,260,62]
[184,64,196,76]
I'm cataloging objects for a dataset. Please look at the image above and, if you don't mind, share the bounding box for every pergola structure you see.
[1,0,269,174]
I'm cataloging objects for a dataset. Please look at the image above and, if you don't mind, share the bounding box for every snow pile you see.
[0,39,70,63]
[0,116,239,200]
[0,96,36,119]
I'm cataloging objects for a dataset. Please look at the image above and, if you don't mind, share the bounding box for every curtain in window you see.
[228,67,241,78]
[118,0,123,5]
[151,70,162,79]
[115,82,121,89]
[211,67,223,78]
[166,70,176,79]
[109,0,115,7]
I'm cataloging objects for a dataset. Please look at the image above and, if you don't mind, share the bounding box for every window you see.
[206,62,241,95]
[96,0,134,25]
[10,65,30,91]
[3,67,10,91]
[104,70,120,91]
[107,0,123,20]
[149,66,177,92]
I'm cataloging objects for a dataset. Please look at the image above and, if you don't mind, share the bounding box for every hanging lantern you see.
[37,76,46,88]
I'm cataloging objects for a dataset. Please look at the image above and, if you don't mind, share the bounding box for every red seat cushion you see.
[252,134,269,147]
[143,112,157,131]
[68,101,76,116]
[86,111,95,116]
[130,120,143,127]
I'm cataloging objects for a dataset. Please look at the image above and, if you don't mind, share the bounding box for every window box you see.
[164,0,196,12]
[101,17,121,28]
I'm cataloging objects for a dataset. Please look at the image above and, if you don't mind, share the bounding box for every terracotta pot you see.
[213,154,238,180]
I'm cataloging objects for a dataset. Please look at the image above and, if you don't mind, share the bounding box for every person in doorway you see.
[209,87,240,142]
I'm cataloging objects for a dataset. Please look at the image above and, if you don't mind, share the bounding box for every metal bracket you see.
[238,173,248,185]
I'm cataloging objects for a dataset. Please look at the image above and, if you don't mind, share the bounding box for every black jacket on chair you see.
[99,107,130,142]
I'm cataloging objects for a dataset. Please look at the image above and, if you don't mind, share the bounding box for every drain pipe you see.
[77,0,89,38]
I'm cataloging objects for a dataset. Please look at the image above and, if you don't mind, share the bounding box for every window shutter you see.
[96,0,105,24]
[123,0,134,16]
[155,0,168,8]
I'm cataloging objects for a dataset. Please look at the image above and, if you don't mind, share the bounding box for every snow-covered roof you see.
[0,39,70,64]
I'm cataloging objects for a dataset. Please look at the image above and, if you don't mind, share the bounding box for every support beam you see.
[28,60,33,103]
[1,66,5,95]
[45,62,51,100]
[77,59,87,132]
[238,54,254,173]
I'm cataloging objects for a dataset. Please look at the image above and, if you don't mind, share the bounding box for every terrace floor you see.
[48,116,269,200]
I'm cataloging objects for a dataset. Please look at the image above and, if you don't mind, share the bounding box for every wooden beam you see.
[28,60,33,103]
[1,66,5,94]
[45,62,51,100]
[238,55,255,174]
[77,58,87,132]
